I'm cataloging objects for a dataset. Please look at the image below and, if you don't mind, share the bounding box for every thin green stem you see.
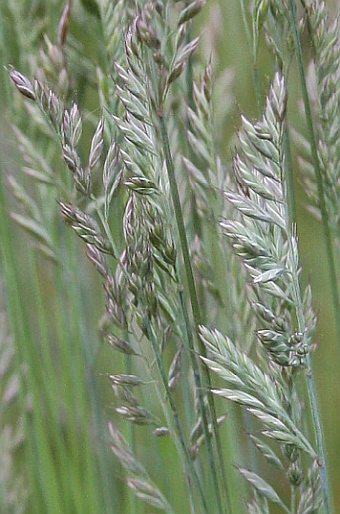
[177,287,226,512]
[158,109,232,514]
[142,315,206,514]
[113,191,139,514]
[184,27,233,512]
[239,0,252,52]
[0,181,40,511]
[287,2,332,512]
[288,0,340,357]
[32,258,73,512]
[305,366,331,505]
[286,200,331,513]
[238,0,267,492]
[184,84,239,514]
[158,111,202,336]
[66,235,114,514]
[240,0,262,112]
[0,246,63,512]
[184,27,206,314]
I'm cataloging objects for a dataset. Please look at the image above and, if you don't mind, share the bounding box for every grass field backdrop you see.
[1,1,340,513]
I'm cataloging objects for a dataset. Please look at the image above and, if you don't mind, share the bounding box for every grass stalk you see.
[0,183,64,513]
[184,24,233,513]
[287,0,340,360]
[157,111,202,337]
[158,109,233,514]
[286,9,332,512]
[112,194,138,514]
[65,242,111,514]
[239,0,263,112]
[184,27,205,312]
[142,315,206,514]
[278,13,332,503]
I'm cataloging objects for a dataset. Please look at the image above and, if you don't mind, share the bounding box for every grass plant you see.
[1,0,340,513]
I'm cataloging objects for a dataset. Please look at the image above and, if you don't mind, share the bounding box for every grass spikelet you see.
[109,423,175,513]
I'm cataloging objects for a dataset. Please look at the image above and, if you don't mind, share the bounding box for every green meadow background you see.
[0,1,339,512]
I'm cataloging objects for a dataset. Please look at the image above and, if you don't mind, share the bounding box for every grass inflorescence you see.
[1,0,340,513]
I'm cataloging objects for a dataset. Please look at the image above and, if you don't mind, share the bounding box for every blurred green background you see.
[0,0,339,512]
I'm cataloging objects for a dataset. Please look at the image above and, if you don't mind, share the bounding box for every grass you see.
[1,0,340,513]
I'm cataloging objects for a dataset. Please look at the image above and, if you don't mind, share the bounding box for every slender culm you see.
[2,0,339,513]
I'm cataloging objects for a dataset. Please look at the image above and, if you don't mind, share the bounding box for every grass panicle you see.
[2,0,340,513]
[200,72,328,513]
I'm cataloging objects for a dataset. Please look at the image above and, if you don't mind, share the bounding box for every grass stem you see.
[158,110,231,514]
[287,0,340,362]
